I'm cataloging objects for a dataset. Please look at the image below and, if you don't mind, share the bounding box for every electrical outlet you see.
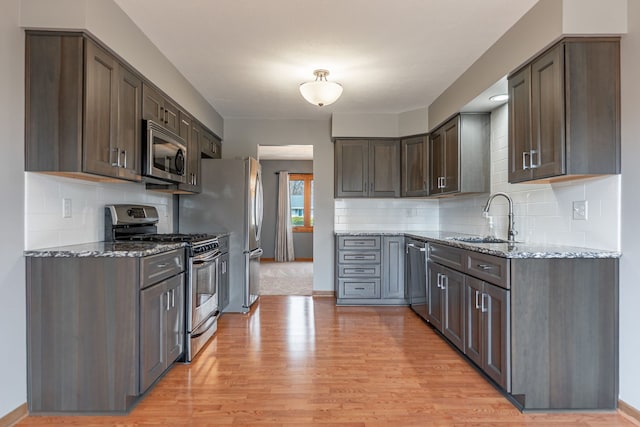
[572,200,587,220]
[62,198,72,218]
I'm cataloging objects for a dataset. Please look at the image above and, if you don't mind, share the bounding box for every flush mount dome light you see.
[489,94,509,102]
[299,69,343,107]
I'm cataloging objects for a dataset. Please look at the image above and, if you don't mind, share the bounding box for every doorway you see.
[257,145,314,296]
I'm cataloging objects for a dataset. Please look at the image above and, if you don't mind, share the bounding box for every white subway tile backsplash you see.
[25,173,174,250]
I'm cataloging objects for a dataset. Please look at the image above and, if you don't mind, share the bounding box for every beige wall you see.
[0,0,26,417]
[223,119,334,292]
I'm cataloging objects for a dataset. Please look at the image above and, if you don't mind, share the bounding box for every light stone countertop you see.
[335,230,621,259]
[24,241,187,258]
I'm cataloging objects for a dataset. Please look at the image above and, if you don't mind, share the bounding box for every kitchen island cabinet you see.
[26,243,185,413]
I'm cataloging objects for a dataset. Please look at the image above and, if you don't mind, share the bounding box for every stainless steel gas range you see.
[105,204,221,362]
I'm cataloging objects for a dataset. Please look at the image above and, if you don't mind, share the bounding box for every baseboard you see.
[260,258,314,263]
[0,403,28,427]
[619,400,640,425]
[313,290,335,297]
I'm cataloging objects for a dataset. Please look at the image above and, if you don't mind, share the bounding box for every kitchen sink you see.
[447,236,513,244]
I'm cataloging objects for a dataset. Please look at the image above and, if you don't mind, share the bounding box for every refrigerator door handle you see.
[248,248,264,259]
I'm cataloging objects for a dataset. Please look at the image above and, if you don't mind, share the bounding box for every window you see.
[289,173,313,232]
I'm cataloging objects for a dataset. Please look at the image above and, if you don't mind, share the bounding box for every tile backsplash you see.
[25,172,174,250]
[334,198,439,232]
[334,104,620,251]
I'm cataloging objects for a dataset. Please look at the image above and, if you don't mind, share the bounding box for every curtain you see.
[275,171,295,262]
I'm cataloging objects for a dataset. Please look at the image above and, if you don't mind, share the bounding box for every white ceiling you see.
[115,0,538,120]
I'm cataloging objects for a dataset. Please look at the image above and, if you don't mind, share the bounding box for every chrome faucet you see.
[482,192,517,242]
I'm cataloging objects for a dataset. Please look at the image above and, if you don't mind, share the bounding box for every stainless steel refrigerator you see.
[179,157,263,313]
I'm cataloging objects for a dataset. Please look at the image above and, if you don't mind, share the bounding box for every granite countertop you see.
[24,241,187,258]
[335,230,621,259]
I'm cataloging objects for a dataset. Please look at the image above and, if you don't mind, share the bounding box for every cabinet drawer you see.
[141,249,185,289]
[338,264,381,278]
[338,251,381,264]
[338,236,381,250]
[338,279,381,299]
[466,251,509,289]
[429,243,465,271]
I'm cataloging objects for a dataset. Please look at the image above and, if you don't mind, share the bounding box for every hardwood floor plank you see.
[17,295,636,426]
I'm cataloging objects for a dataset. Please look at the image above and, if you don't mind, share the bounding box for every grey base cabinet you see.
[140,273,185,393]
[27,256,140,413]
[26,249,185,413]
[425,242,618,410]
[335,235,406,305]
[428,261,465,352]
[465,276,510,391]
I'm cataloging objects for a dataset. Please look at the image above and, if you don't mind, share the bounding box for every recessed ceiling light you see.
[489,94,509,102]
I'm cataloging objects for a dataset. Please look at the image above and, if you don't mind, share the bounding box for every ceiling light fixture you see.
[489,94,509,102]
[299,69,343,107]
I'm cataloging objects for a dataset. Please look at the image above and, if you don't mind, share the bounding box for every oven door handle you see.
[193,251,221,264]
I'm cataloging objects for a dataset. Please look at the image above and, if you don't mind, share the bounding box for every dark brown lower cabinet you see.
[27,256,139,413]
[426,241,617,410]
[140,273,184,393]
[465,276,510,392]
[27,250,185,413]
[428,262,466,352]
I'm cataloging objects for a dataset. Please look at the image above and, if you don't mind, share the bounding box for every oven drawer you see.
[141,249,185,289]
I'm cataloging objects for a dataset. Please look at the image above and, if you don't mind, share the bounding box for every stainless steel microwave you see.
[143,120,187,183]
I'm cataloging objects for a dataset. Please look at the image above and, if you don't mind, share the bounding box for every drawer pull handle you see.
[477,264,492,270]
[353,256,366,259]
[354,287,365,290]
[354,269,365,273]
[156,263,169,268]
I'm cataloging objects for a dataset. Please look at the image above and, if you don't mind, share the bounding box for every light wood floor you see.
[18,296,637,426]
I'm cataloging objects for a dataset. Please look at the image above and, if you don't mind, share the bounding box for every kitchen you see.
[2,0,640,425]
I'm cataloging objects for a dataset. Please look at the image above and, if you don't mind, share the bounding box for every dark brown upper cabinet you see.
[175,112,201,194]
[142,83,181,135]
[334,139,400,198]
[401,135,429,197]
[429,113,490,196]
[508,38,620,183]
[200,127,222,159]
[26,32,142,182]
